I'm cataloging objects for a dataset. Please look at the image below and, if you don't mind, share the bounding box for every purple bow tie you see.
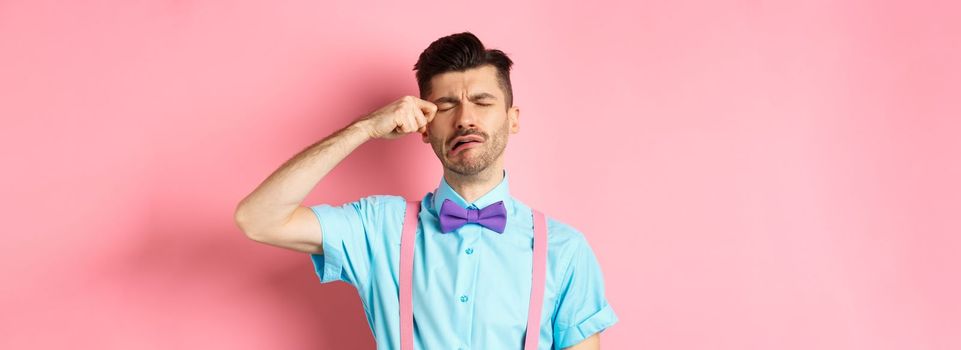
[438,199,507,233]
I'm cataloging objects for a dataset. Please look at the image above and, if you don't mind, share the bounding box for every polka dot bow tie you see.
[438,199,507,233]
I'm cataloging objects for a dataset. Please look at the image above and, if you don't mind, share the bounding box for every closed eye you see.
[438,102,493,112]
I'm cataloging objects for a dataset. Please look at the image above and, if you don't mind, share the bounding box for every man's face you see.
[422,65,520,176]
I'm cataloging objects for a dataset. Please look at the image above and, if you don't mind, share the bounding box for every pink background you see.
[1,0,959,349]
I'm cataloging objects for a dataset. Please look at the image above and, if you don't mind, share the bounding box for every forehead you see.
[427,65,502,100]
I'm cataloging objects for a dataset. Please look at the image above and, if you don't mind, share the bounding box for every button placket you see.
[453,219,480,346]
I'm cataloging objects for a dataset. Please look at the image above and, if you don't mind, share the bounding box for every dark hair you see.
[413,32,515,109]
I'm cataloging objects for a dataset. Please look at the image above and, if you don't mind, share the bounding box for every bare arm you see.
[564,333,600,350]
[233,121,370,253]
[233,96,437,254]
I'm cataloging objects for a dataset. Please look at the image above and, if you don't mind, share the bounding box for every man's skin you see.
[234,64,600,349]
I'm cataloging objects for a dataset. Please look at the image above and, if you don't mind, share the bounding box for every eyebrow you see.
[432,92,498,104]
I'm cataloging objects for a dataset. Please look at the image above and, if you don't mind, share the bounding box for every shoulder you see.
[346,194,408,210]
[544,215,591,263]
[315,194,406,209]
[511,198,590,256]
[361,194,408,219]
[357,194,407,206]
[516,198,592,269]
[315,194,408,223]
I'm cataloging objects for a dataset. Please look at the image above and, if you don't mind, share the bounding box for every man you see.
[234,32,617,349]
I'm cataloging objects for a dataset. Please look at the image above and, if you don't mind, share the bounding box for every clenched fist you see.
[358,96,438,140]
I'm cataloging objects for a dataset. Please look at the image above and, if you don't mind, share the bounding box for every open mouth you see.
[449,136,484,156]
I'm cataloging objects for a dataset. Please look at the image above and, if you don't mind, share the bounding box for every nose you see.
[454,104,477,130]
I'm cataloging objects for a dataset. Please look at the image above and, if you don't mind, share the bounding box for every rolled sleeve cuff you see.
[308,204,350,284]
[555,303,619,349]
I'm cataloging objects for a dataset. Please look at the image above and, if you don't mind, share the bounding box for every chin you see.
[449,161,491,176]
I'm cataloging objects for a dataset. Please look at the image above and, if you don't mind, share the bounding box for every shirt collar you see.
[430,169,513,215]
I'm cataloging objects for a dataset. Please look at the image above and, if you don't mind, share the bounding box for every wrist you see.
[348,119,375,142]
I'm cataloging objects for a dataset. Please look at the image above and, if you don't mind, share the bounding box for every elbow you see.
[234,205,265,241]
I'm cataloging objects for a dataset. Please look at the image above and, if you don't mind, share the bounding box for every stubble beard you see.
[431,123,508,177]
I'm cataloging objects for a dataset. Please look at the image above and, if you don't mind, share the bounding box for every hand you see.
[357,96,438,140]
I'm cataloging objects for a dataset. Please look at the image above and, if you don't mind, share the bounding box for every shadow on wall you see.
[103,43,433,349]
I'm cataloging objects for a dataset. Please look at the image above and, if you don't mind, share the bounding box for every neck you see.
[443,163,504,203]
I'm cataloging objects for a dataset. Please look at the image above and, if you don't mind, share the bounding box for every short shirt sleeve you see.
[308,195,401,289]
[552,235,619,348]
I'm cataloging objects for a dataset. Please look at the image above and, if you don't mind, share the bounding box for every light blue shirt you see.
[309,170,617,349]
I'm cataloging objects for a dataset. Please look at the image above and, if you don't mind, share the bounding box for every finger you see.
[410,97,434,119]
[411,105,426,121]
[415,113,427,128]
[395,115,409,133]
[424,108,435,124]
[406,108,425,133]
[415,98,438,116]
[393,116,407,133]
[403,114,417,133]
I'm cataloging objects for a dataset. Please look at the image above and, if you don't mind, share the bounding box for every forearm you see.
[564,333,600,350]
[234,119,372,235]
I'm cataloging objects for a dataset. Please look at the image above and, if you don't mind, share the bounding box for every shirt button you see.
[465,248,474,255]
[460,295,469,303]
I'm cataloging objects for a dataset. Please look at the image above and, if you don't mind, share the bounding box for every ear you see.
[508,105,520,133]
